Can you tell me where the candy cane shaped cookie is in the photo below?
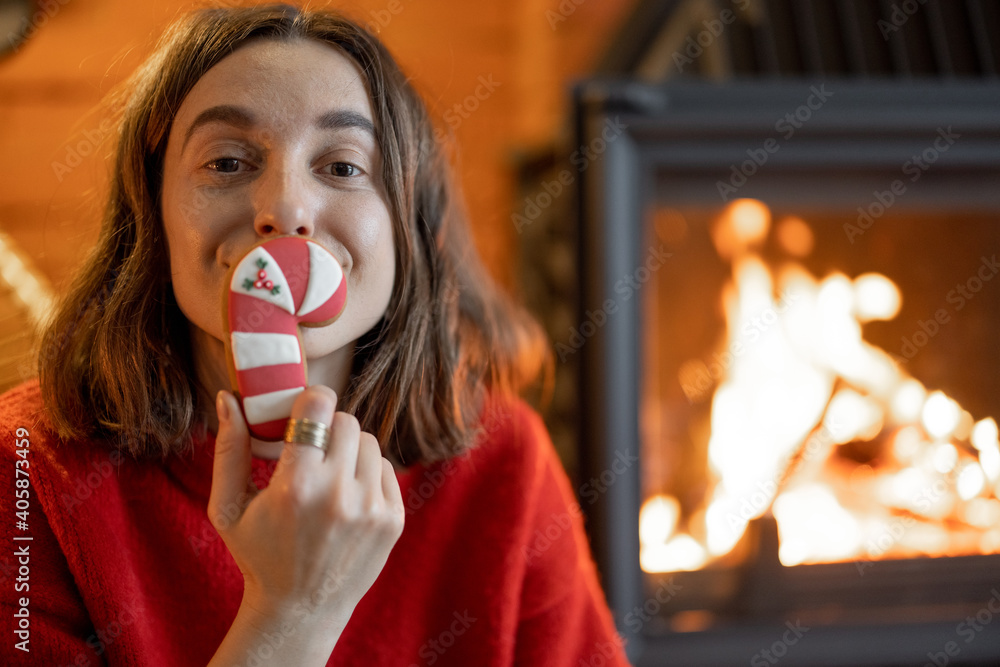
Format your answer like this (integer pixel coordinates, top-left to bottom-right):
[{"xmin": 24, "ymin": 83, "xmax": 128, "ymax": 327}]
[{"xmin": 223, "ymin": 236, "xmax": 347, "ymax": 441}]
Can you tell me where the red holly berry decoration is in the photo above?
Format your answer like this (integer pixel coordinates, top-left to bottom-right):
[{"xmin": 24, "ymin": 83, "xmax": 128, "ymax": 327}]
[{"xmin": 242, "ymin": 257, "xmax": 281, "ymax": 295}]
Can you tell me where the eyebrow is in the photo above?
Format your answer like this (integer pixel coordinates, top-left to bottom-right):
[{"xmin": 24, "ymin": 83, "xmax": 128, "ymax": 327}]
[
  {"xmin": 181, "ymin": 105, "xmax": 376, "ymax": 152},
  {"xmin": 316, "ymin": 109, "xmax": 376, "ymax": 138},
  {"xmin": 182, "ymin": 105, "xmax": 254, "ymax": 152}
]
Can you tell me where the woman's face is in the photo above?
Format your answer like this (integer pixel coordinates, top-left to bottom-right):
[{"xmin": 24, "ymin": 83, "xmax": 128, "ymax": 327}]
[{"xmin": 161, "ymin": 38, "xmax": 395, "ymax": 365}]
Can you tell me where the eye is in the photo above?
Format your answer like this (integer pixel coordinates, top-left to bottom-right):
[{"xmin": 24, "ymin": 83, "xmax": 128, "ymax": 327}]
[
  {"xmin": 329, "ymin": 162, "xmax": 361, "ymax": 178},
  {"xmin": 206, "ymin": 158, "xmax": 242, "ymax": 173}
]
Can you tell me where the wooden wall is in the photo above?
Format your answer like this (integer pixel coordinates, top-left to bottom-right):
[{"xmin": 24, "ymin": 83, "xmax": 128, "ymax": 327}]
[{"xmin": 0, "ymin": 0, "xmax": 635, "ymax": 391}]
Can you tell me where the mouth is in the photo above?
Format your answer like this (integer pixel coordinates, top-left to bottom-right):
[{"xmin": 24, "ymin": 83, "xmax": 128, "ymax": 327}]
[{"xmin": 223, "ymin": 236, "xmax": 347, "ymax": 271}]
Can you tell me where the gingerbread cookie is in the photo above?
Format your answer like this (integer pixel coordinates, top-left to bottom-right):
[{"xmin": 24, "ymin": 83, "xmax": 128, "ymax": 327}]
[{"xmin": 223, "ymin": 236, "xmax": 347, "ymax": 441}]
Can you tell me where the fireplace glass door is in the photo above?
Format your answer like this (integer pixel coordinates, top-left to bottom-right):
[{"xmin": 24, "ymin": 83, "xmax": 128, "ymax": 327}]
[{"xmin": 574, "ymin": 81, "xmax": 1000, "ymax": 665}]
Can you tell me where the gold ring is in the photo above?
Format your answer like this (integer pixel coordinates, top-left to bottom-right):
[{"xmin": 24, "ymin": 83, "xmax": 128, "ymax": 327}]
[{"xmin": 284, "ymin": 418, "xmax": 330, "ymax": 452}]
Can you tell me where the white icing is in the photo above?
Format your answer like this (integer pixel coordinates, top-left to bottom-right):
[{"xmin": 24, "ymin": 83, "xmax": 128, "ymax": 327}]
[
  {"xmin": 297, "ymin": 241, "xmax": 343, "ymax": 318},
  {"xmin": 230, "ymin": 246, "xmax": 295, "ymax": 315},
  {"xmin": 230, "ymin": 332, "xmax": 301, "ymax": 370},
  {"xmin": 243, "ymin": 386, "xmax": 304, "ymax": 425}
]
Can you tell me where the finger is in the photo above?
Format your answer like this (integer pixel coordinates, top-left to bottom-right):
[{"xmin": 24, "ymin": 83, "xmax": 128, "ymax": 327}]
[
  {"xmin": 381, "ymin": 458, "xmax": 405, "ymax": 521},
  {"xmin": 275, "ymin": 385, "xmax": 337, "ymax": 478},
  {"xmin": 208, "ymin": 391, "xmax": 253, "ymax": 531},
  {"xmin": 325, "ymin": 411, "xmax": 362, "ymax": 482},
  {"xmin": 355, "ymin": 432, "xmax": 383, "ymax": 488}
]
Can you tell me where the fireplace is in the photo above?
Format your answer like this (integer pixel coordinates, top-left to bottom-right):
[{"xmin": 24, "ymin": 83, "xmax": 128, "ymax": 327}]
[{"xmin": 570, "ymin": 81, "xmax": 1000, "ymax": 666}]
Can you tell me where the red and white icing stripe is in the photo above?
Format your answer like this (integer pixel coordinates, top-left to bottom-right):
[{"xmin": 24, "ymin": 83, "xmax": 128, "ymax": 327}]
[{"xmin": 226, "ymin": 237, "xmax": 347, "ymax": 441}]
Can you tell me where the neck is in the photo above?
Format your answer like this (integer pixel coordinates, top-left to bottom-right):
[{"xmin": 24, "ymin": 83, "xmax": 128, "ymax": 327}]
[{"xmin": 190, "ymin": 325, "xmax": 355, "ymax": 459}]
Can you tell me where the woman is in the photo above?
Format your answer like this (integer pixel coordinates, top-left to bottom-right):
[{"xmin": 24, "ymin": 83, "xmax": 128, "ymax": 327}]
[{"xmin": 0, "ymin": 5, "xmax": 631, "ymax": 666}]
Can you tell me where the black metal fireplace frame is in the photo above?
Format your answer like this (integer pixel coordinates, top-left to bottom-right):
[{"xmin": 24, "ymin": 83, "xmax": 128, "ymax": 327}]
[{"xmin": 572, "ymin": 80, "xmax": 1000, "ymax": 666}]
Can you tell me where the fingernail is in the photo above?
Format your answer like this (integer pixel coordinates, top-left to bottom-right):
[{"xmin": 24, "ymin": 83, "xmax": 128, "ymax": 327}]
[{"xmin": 216, "ymin": 391, "xmax": 229, "ymax": 423}]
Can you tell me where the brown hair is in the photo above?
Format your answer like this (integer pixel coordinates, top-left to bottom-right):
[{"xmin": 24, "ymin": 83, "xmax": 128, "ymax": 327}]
[{"xmin": 38, "ymin": 4, "xmax": 550, "ymax": 466}]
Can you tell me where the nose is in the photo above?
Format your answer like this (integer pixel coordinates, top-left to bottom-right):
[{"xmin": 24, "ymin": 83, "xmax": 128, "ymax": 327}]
[{"xmin": 252, "ymin": 166, "xmax": 314, "ymax": 238}]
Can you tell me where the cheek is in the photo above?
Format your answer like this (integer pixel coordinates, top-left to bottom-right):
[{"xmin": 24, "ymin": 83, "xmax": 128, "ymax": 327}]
[
  {"xmin": 163, "ymin": 188, "xmax": 244, "ymax": 275},
  {"xmin": 354, "ymin": 208, "xmax": 392, "ymax": 254},
  {"xmin": 161, "ymin": 207, "xmax": 227, "ymax": 334},
  {"xmin": 163, "ymin": 217, "xmax": 213, "ymax": 291},
  {"xmin": 345, "ymin": 199, "xmax": 396, "ymax": 285},
  {"xmin": 166, "ymin": 245, "xmax": 212, "ymax": 316},
  {"xmin": 370, "ymin": 219, "xmax": 397, "ymax": 303}
]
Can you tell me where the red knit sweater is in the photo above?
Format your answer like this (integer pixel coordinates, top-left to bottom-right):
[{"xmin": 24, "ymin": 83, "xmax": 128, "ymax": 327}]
[{"xmin": 0, "ymin": 381, "xmax": 631, "ymax": 666}]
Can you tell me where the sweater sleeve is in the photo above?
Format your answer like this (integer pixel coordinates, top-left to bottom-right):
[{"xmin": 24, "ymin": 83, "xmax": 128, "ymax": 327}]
[
  {"xmin": 511, "ymin": 407, "xmax": 632, "ymax": 666},
  {"xmin": 1, "ymin": 389, "xmax": 106, "ymax": 666}
]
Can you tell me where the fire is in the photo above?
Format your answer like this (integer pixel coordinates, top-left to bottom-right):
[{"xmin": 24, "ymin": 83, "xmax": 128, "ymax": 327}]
[{"xmin": 640, "ymin": 199, "xmax": 1000, "ymax": 572}]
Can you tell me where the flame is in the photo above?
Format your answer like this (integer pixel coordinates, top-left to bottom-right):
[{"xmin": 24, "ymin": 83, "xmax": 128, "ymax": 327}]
[
  {"xmin": 853, "ymin": 273, "xmax": 902, "ymax": 322},
  {"xmin": 773, "ymin": 484, "xmax": 862, "ymax": 566},
  {"xmin": 640, "ymin": 199, "xmax": 1000, "ymax": 572},
  {"xmin": 639, "ymin": 494, "xmax": 680, "ymax": 546},
  {"xmin": 922, "ymin": 392, "xmax": 961, "ymax": 440},
  {"xmin": 891, "ymin": 380, "xmax": 926, "ymax": 423},
  {"xmin": 775, "ymin": 216, "xmax": 815, "ymax": 257}
]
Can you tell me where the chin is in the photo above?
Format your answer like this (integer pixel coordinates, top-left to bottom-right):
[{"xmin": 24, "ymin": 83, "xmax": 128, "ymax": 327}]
[{"xmin": 299, "ymin": 327, "xmax": 351, "ymax": 360}]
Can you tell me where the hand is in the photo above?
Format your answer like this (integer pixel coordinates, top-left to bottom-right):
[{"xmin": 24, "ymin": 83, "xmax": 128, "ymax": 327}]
[{"xmin": 208, "ymin": 386, "xmax": 405, "ymax": 636}]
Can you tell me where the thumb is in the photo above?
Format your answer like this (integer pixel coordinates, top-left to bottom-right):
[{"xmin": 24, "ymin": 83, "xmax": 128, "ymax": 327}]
[{"xmin": 208, "ymin": 390, "xmax": 254, "ymax": 532}]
